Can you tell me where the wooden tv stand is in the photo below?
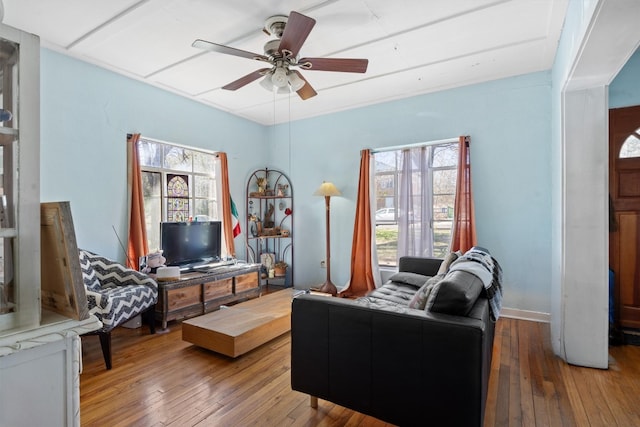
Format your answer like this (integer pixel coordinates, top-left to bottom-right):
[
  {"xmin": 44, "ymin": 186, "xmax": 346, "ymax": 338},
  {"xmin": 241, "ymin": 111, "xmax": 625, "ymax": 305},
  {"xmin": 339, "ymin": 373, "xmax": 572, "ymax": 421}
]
[{"xmin": 154, "ymin": 263, "xmax": 261, "ymax": 329}]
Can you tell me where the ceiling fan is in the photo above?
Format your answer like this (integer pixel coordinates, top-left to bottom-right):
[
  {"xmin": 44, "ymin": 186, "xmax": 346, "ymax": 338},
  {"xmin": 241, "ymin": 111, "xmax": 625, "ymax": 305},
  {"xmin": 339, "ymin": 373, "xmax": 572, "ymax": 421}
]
[{"xmin": 192, "ymin": 11, "xmax": 369, "ymax": 100}]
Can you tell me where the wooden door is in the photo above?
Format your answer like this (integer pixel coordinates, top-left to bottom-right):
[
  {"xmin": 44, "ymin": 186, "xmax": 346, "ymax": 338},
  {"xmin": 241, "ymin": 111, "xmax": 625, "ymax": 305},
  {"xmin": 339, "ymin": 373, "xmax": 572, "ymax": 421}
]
[{"xmin": 610, "ymin": 105, "xmax": 640, "ymax": 329}]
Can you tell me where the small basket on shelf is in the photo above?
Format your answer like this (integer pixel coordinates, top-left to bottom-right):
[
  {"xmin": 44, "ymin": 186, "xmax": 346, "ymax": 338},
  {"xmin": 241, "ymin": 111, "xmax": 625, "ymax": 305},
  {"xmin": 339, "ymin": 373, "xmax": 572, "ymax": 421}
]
[{"xmin": 274, "ymin": 261, "xmax": 288, "ymax": 277}]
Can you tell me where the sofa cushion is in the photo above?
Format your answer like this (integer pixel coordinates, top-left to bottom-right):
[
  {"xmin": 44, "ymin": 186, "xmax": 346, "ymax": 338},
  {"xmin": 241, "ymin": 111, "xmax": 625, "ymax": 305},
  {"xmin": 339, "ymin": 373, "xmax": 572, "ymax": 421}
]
[
  {"xmin": 408, "ymin": 273, "xmax": 444, "ymax": 309},
  {"xmin": 364, "ymin": 281, "xmax": 419, "ymax": 307},
  {"xmin": 387, "ymin": 271, "xmax": 431, "ymax": 288},
  {"xmin": 425, "ymin": 270, "xmax": 483, "ymax": 316}
]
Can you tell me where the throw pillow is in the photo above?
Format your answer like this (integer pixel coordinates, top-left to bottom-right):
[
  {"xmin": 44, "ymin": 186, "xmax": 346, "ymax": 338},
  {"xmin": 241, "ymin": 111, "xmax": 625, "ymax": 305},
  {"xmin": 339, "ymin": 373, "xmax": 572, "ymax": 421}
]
[
  {"xmin": 425, "ymin": 270, "xmax": 483, "ymax": 316},
  {"xmin": 79, "ymin": 249, "xmax": 102, "ymax": 292},
  {"xmin": 436, "ymin": 250, "xmax": 462, "ymax": 276},
  {"xmin": 408, "ymin": 273, "xmax": 444, "ymax": 309}
]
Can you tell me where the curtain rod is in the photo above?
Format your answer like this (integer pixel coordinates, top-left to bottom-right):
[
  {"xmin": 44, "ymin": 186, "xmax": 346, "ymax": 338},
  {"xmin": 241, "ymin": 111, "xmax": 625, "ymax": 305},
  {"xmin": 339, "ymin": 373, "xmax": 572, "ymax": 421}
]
[{"xmin": 370, "ymin": 137, "xmax": 459, "ymax": 154}]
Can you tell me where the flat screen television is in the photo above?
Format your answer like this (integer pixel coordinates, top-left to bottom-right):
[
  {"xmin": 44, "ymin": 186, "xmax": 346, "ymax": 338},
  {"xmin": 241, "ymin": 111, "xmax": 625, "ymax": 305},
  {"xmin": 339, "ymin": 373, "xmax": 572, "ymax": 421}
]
[{"xmin": 160, "ymin": 221, "xmax": 222, "ymax": 268}]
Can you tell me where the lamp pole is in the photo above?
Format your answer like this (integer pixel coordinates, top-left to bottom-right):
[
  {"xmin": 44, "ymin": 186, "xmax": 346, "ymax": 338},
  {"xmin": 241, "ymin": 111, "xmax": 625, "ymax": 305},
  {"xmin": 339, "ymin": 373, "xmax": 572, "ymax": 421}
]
[
  {"xmin": 318, "ymin": 194, "xmax": 337, "ymax": 295},
  {"xmin": 314, "ymin": 181, "xmax": 341, "ymax": 296}
]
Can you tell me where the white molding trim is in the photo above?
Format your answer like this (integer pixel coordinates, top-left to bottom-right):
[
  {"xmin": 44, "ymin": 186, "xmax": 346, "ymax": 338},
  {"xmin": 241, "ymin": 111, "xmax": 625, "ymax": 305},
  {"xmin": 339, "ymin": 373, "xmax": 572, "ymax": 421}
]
[{"xmin": 500, "ymin": 307, "xmax": 550, "ymax": 323}]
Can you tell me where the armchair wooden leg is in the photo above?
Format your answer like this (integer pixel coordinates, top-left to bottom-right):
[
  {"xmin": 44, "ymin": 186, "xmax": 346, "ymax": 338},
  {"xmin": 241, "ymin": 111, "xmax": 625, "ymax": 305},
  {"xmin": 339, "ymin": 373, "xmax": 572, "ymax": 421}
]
[
  {"xmin": 310, "ymin": 396, "xmax": 318, "ymax": 408},
  {"xmin": 98, "ymin": 332, "xmax": 112, "ymax": 370},
  {"xmin": 143, "ymin": 307, "xmax": 156, "ymax": 334}
]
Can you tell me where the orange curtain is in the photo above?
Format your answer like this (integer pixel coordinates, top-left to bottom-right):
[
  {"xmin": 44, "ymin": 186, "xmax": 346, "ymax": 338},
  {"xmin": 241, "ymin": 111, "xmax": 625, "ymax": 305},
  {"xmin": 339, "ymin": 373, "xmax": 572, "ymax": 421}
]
[
  {"xmin": 450, "ymin": 135, "xmax": 477, "ymax": 252},
  {"xmin": 218, "ymin": 152, "xmax": 236, "ymax": 257},
  {"xmin": 126, "ymin": 133, "xmax": 149, "ymax": 269},
  {"xmin": 341, "ymin": 149, "xmax": 377, "ymax": 297}
]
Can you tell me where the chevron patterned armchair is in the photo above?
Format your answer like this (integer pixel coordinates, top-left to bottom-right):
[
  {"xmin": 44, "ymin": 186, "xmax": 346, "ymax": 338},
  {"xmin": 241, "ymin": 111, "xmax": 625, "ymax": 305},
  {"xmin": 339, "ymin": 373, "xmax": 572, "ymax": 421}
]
[{"xmin": 79, "ymin": 249, "xmax": 158, "ymax": 370}]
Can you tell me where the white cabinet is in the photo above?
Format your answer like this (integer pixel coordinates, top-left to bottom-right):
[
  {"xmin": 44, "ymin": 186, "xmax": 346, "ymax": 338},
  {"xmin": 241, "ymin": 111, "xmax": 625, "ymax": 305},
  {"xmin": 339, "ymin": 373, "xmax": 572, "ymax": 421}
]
[
  {"xmin": 0, "ymin": 23, "xmax": 40, "ymax": 333},
  {"xmin": 0, "ymin": 23, "xmax": 101, "ymax": 427}
]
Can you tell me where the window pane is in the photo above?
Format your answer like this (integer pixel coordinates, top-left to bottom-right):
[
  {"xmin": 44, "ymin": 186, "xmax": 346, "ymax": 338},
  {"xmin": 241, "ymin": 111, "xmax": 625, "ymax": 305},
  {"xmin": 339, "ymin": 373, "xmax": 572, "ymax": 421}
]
[
  {"xmin": 194, "ymin": 175, "xmax": 215, "ymax": 199},
  {"xmin": 375, "ymin": 173, "xmax": 395, "ymax": 212},
  {"xmin": 432, "ymin": 143, "xmax": 458, "ymax": 167},
  {"xmin": 193, "ymin": 151, "xmax": 215, "ymax": 174},
  {"xmin": 620, "ymin": 132, "xmax": 640, "ymax": 158},
  {"xmin": 433, "ymin": 194, "xmax": 455, "ymax": 221},
  {"xmin": 138, "ymin": 140, "xmax": 162, "ymax": 167},
  {"xmin": 167, "ymin": 198, "xmax": 189, "ymax": 222},
  {"xmin": 167, "ymin": 174, "xmax": 189, "ymax": 197},
  {"xmin": 433, "ymin": 220, "xmax": 453, "ymax": 258},
  {"xmin": 142, "ymin": 171, "xmax": 161, "ymax": 198},
  {"xmin": 142, "ymin": 171, "xmax": 162, "ymax": 251},
  {"xmin": 144, "ymin": 196, "xmax": 161, "ymax": 251},
  {"xmin": 164, "ymin": 146, "xmax": 193, "ymax": 171},
  {"xmin": 374, "ymin": 151, "xmax": 397, "ymax": 172},
  {"xmin": 194, "ymin": 199, "xmax": 216, "ymax": 219},
  {"xmin": 375, "ymin": 224, "xmax": 398, "ymax": 266},
  {"xmin": 433, "ymin": 169, "xmax": 457, "ymax": 195}
]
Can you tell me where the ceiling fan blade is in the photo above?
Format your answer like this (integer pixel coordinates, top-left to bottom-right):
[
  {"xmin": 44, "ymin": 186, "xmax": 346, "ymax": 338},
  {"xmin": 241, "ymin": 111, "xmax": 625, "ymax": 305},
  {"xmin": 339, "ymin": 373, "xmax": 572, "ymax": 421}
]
[
  {"xmin": 299, "ymin": 57, "xmax": 368, "ymax": 73},
  {"xmin": 293, "ymin": 71, "xmax": 317, "ymax": 100},
  {"xmin": 222, "ymin": 68, "xmax": 270, "ymax": 91},
  {"xmin": 192, "ymin": 39, "xmax": 269, "ymax": 62},
  {"xmin": 278, "ymin": 11, "xmax": 316, "ymax": 58}
]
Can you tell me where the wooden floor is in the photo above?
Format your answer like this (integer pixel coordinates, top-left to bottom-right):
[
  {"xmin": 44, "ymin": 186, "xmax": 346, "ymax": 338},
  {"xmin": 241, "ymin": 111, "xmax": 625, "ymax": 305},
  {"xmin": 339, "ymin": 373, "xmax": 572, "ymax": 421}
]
[{"xmin": 80, "ymin": 314, "xmax": 640, "ymax": 426}]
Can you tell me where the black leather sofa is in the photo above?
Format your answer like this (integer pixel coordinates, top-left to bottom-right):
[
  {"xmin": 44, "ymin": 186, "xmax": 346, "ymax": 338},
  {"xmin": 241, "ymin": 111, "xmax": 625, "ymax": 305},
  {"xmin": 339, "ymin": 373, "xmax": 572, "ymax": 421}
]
[{"xmin": 291, "ymin": 255, "xmax": 496, "ymax": 427}]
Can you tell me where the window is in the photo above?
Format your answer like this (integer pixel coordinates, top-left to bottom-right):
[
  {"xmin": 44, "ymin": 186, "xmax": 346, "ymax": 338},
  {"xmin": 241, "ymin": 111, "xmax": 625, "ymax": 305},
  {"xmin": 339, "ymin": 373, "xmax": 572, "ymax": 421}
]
[
  {"xmin": 138, "ymin": 138, "xmax": 218, "ymax": 251},
  {"xmin": 374, "ymin": 142, "xmax": 458, "ymax": 266},
  {"xmin": 619, "ymin": 129, "xmax": 640, "ymax": 158}
]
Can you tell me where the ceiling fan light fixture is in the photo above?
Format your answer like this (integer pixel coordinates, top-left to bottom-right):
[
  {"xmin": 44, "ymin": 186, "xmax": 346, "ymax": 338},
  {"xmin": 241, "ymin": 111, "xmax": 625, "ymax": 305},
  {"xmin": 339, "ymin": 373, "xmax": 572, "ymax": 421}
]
[
  {"xmin": 271, "ymin": 67, "xmax": 288, "ymax": 88},
  {"xmin": 287, "ymin": 71, "xmax": 305, "ymax": 91},
  {"xmin": 259, "ymin": 74, "xmax": 274, "ymax": 91}
]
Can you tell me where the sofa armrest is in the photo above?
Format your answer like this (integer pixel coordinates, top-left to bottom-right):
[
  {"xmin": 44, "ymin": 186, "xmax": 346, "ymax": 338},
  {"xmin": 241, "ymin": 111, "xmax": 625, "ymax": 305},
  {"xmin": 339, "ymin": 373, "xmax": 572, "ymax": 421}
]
[
  {"xmin": 291, "ymin": 294, "xmax": 493, "ymax": 427},
  {"xmin": 398, "ymin": 256, "xmax": 443, "ymax": 276}
]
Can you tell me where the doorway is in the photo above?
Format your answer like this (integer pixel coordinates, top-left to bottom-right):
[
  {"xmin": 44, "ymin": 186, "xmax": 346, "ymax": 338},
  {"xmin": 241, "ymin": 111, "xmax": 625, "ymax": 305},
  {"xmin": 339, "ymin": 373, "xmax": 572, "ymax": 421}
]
[{"xmin": 609, "ymin": 105, "xmax": 640, "ymax": 334}]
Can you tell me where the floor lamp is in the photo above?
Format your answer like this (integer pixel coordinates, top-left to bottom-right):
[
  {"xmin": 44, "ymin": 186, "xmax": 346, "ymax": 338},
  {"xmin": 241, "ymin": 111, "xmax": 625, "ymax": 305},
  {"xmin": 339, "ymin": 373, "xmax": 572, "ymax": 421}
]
[{"xmin": 314, "ymin": 181, "xmax": 341, "ymax": 296}]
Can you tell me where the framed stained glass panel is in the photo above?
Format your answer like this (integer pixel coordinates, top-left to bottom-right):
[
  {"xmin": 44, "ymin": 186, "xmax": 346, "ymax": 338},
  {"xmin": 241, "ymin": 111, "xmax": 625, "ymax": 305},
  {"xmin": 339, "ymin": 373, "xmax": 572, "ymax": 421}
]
[{"xmin": 167, "ymin": 174, "xmax": 189, "ymax": 221}]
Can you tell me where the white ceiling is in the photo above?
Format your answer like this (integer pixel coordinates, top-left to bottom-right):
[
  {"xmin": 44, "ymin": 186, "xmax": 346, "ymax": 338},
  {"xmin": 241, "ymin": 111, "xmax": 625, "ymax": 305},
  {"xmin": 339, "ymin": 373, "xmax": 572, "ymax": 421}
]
[{"xmin": 2, "ymin": 0, "xmax": 568, "ymax": 125}]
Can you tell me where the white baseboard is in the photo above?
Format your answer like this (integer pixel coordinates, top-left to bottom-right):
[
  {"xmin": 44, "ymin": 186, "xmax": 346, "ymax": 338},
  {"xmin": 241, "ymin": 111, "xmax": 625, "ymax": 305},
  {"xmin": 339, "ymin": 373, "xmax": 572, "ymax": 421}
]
[{"xmin": 500, "ymin": 307, "xmax": 550, "ymax": 323}]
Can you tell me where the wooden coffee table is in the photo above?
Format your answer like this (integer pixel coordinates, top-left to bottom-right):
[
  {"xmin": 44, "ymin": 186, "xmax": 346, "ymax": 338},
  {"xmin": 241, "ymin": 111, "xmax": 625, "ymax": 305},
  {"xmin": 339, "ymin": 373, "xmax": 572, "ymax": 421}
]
[{"xmin": 181, "ymin": 288, "xmax": 295, "ymax": 357}]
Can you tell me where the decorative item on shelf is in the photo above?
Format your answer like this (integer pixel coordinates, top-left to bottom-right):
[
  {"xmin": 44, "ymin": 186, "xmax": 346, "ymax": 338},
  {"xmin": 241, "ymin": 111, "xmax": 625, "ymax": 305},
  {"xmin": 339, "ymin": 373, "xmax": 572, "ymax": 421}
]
[
  {"xmin": 274, "ymin": 261, "xmax": 288, "ymax": 277},
  {"xmin": 261, "ymin": 227, "xmax": 279, "ymax": 236},
  {"xmin": 260, "ymin": 252, "xmax": 276, "ymax": 279},
  {"xmin": 281, "ymin": 229, "xmax": 290, "ymax": 237},
  {"xmin": 314, "ymin": 181, "xmax": 341, "ymax": 296},
  {"xmin": 277, "ymin": 183, "xmax": 289, "ymax": 197},
  {"xmin": 263, "ymin": 203, "xmax": 275, "ymax": 228},
  {"xmin": 256, "ymin": 177, "xmax": 267, "ymax": 194},
  {"xmin": 278, "ymin": 207, "xmax": 292, "ymax": 230}
]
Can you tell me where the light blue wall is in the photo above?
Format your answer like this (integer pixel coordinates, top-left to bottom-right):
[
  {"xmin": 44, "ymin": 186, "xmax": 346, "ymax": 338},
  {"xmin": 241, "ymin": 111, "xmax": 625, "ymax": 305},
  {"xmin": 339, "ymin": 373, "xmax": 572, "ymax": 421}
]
[
  {"xmin": 610, "ymin": 47, "xmax": 640, "ymax": 108},
  {"xmin": 40, "ymin": 49, "xmax": 554, "ymax": 313},
  {"xmin": 40, "ymin": 48, "xmax": 266, "ymax": 260},
  {"xmin": 272, "ymin": 72, "xmax": 553, "ymax": 313}
]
